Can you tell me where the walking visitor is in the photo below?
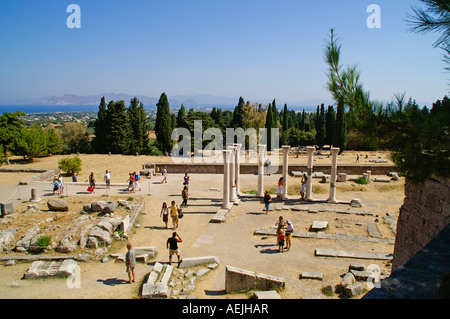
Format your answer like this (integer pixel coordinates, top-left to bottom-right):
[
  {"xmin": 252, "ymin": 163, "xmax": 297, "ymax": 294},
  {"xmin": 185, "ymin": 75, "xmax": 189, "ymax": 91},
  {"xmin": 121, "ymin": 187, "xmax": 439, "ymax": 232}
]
[
  {"xmin": 104, "ymin": 170, "xmax": 111, "ymax": 189},
  {"xmin": 160, "ymin": 202, "xmax": 169, "ymax": 229},
  {"xmin": 88, "ymin": 172, "xmax": 96, "ymax": 193},
  {"xmin": 181, "ymin": 186, "xmax": 189, "ymax": 208},
  {"xmin": 170, "ymin": 201, "xmax": 179, "ymax": 230},
  {"xmin": 263, "ymin": 190, "xmax": 271, "ymax": 215},
  {"xmin": 161, "ymin": 166, "xmax": 168, "ymax": 183}
]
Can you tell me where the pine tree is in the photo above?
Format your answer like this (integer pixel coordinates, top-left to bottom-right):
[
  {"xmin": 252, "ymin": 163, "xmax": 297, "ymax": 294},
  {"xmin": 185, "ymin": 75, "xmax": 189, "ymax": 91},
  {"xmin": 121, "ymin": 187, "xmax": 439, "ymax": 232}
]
[
  {"xmin": 265, "ymin": 103, "xmax": 274, "ymax": 151},
  {"xmin": 107, "ymin": 100, "xmax": 131, "ymax": 154},
  {"xmin": 334, "ymin": 97, "xmax": 347, "ymax": 152},
  {"xmin": 92, "ymin": 97, "xmax": 109, "ymax": 154},
  {"xmin": 154, "ymin": 93, "xmax": 173, "ymax": 152}
]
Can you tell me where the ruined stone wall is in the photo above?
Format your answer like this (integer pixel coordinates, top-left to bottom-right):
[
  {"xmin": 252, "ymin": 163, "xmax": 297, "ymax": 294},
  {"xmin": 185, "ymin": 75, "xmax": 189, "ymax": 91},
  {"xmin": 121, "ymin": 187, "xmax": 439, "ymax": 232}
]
[
  {"xmin": 148, "ymin": 162, "xmax": 397, "ymax": 176},
  {"xmin": 392, "ymin": 175, "xmax": 450, "ymax": 271}
]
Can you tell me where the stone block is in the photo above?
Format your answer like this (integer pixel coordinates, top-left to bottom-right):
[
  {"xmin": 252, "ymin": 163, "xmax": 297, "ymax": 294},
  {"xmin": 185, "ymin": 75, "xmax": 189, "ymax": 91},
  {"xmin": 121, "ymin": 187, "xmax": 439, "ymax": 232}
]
[
  {"xmin": 160, "ymin": 265, "xmax": 173, "ymax": 285},
  {"xmin": 47, "ymin": 199, "xmax": 69, "ymax": 212},
  {"xmin": 341, "ymin": 272, "xmax": 356, "ymax": 288},
  {"xmin": 225, "ymin": 265, "xmax": 256, "ymax": 293},
  {"xmin": 142, "ymin": 282, "xmax": 169, "ymax": 299},
  {"xmin": 57, "ymin": 259, "xmax": 78, "ymax": 277},
  {"xmin": 300, "ymin": 272, "xmax": 323, "ymax": 280},
  {"xmin": 345, "ymin": 283, "xmax": 364, "ymax": 297},
  {"xmin": 349, "ymin": 263, "xmax": 365, "ymax": 271},
  {"xmin": 311, "ymin": 221, "xmax": 328, "ymax": 231},
  {"xmin": 196, "ymin": 268, "xmax": 210, "ymax": 277},
  {"xmin": 0, "ymin": 202, "xmax": 14, "ymax": 217},
  {"xmin": 350, "ymin": 269, "xmax": 373, "ymax": 281},
  {"xmin": 179, "ymin": 256, "xmax": 219, "ymax": 268},
  {"xmin": 253, "ymin": 291, "xmax": 281, "ymax": 299},
  {"xmin": 255, "ymin": 273, "xmax": 285, "ymax": 291}
]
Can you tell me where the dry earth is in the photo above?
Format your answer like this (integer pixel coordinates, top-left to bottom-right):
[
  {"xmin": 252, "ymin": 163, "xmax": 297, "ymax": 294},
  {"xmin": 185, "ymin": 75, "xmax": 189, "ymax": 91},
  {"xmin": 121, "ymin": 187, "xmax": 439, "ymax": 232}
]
[{"xmin": 0, "ymin": 152, "xmax": 403, "ymax": 299}]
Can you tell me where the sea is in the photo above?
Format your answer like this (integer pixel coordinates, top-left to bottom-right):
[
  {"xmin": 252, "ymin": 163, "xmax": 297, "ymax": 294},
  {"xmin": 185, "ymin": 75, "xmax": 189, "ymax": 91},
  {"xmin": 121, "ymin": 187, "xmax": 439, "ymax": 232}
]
[{"xmin": 0, "ymin": 105, "xmax": 99, "ymax": 114}]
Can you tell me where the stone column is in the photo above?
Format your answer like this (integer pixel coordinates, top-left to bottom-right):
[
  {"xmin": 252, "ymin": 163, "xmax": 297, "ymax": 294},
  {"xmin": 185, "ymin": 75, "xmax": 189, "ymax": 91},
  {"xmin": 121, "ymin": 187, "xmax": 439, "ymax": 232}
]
[
  {"xmin": 282, "ymin": 145, "xmax": 291, "ymax": 200},
  {"xmin": 222, "ymin": 149, "xmax": 232, "ymax": 210},
  {"xmin": 234, "ymin": 143, "xmax": 242, "ymax": 196},
  {"xmin": 305, "ymin": 146, "xmax": 315, "ymax": 201},
  {"xmin": 256, "ymin": 144, "xmax": 266, "ymax": 197},
  {"xmin": 327, "ymin": 147, "xmax": 340, "ymax": 204},
  {"xmin": 229, "ymin": 145, "xmax": 238, "ymax": 203}
]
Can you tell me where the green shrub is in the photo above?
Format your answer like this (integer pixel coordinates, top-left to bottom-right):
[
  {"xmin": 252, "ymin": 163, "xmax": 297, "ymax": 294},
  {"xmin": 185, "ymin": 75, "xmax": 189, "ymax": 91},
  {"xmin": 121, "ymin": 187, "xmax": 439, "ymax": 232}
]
[
  {"xmin": 58, "ymin": 156, "xmax": 82, "ymax": 176},
  {"xmin": 36, "ymin": 235, "xmax": 52, "ymax": 248},
  {"xmin": 354, "ymin": 176, "xmax": 370, "ymax": 185}
]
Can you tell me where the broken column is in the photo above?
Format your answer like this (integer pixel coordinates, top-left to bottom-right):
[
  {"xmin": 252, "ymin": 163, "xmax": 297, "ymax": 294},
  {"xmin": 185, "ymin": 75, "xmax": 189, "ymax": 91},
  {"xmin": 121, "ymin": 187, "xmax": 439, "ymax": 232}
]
[
  {"xmin": 305, "ymin": 146, "xmax": 315, "ymax": 201},
  {"xmin": 282, "ymin": 145, "xmax": 291, "ymax": 200},
  {"xmin": 234, "ymin": 143, "xmax": 242, "ymax": 196},
  {"xmin": 257, "ymin": 144, "xmax": 266, "ymax": 198},
  {"xmin": 327, "ymin": 147, "xmax": 340, "ymax": 204},
  {"xmin": 222, "ymin": 149, "xmax": 232, "ymax": 210},
  {"xmin": 30, "ymin": 188, "xmax": 41, "ymax": 202},
  {"xmin": 229, "ymin": 145, "xmax": 238, "ymax": 203}
]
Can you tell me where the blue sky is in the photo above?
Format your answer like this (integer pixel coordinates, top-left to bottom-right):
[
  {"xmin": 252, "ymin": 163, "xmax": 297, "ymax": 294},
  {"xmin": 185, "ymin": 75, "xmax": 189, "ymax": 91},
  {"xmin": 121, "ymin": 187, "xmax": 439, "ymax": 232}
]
[{"xmin": 0, "ymin": 0, "xmax": 448, "ymax": 106}]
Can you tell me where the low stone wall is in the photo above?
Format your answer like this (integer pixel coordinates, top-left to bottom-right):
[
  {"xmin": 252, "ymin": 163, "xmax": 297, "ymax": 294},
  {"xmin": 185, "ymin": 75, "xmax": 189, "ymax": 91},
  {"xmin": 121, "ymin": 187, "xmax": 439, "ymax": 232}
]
[
  {"xmin": 0, "ymin": 168, "xmax": 60, "ymax": 185},
  {"xmin": 148, "ymin": 162, "xmax": 397, "ymax": 176},
  {"xmin": 392, "ymin": 175, "xmax": 450, "ymax": 271},
  {"xmin": 225, "ymin": 265, "xmax": 285, "ymax": 293}
]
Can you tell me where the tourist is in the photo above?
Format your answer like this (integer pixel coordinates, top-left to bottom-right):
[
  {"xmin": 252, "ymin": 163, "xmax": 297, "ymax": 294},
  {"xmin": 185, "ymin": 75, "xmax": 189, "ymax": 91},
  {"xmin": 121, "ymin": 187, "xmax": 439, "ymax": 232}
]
[
  {"xmin": 276, "ymin": 177, "xmax": 284, "ymax": 200},
  {"xmin": 170, "ymin": 200, "xmax": 179, "ymax": 230},
  {"xmin": 181, "ymin": 186, "xmax": 189, "ymax": 208},
  {"xmin": 160, "ymin": 202, "xmax": 169, "ymax": 229},
  {"xmin": 275, "ymin": 216, "xmax": 286, "ymax": 234},
  {"xmin": 72, "ymin": 173, "xmax": 77, "ymax": 183},
  {"xmin": 284, "ymin": 220, "xmax": 293, "ymax": 251},
  {"xmin": 134, "ymin": 171, "xmax": 142, "ymax": 191},
  {"xmin": 277, "ymin": 229, "xmax": 285, "ymax": 253},
  {"xmin": 356, "ymin": 154, "xmax": 360, "ymax": 163},
  {"xmin": 263, "ymin": 190, "xmax": 271, "ymax": 215},
  {"xmin": 52, "ymin": 176, "xmax": 60, "ymax": 196},
  {"xmin": 166, "ymin": 232, "xmax": 183, "ymax": 265},
  {"xmin": 264, "ymin": 159, "xmax": 271, "ymax": 176},
  {"xmin": 125, "ymin": 242, "xmax": 136, "ymax": 283},
  {"xmin": 161, "ymin": 166, "xmax": 168, "ymax": 183},
  {"xmin": 300, "ymin": 174, "xmax": 307, "ymax": 200},
  {"xmin": 275, "ymin": 216, "xmax": 286, "ymax": 245},
  {"xmin": 104, "ymin": 170, "xmax": 111, "ymax": 189},
  {"xmin": 128, "ymin": 173, "xmax": 135, "ymax": 193},
  {"xmin": 58, "ymin": 174, "xmax": 64, "ymax": 194},
  {"xmin": 89, "ymin": 172, "xmax": 96, "ymax": 193},
  {"xmin": 183, "ymin": 173, "xmax": 190, "ymax": 186}
]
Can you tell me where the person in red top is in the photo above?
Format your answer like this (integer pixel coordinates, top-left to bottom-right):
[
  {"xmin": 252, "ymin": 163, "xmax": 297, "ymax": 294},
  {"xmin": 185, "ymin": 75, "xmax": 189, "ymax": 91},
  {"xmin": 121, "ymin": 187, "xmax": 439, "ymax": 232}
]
[
  {"xmin": 128, "ymin": 173, "xmax": 135, "ymax": 193},
  {"xmin": 277, "ymin": 229, "xmax": 285, "ymax": 253}
]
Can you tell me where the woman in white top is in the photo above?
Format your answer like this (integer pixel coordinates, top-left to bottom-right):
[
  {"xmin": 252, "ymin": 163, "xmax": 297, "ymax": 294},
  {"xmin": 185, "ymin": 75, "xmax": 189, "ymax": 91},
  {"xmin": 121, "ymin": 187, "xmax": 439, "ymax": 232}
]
[
  {"xmin": 160, "ymin": 202, "xmax": 169, "ymax": 228},
  {"xmin": 285, "ymin": 220, "xmax": 294, "ymax": 251}
]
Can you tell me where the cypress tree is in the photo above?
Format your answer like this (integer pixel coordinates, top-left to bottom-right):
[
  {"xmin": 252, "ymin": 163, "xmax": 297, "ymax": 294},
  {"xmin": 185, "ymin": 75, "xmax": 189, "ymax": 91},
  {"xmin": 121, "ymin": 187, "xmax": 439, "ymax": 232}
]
[
  {"xmin": 127, "ymin": 97, "xmax": 149, "ymax": 155},
  {"xmin": 266, "ymin": 103, "xmax": 273, "ymax": 151},
  {"xmin": 92, "ymin": 97, "xmax": 109, "ymax": 154},
  {"xmin": 232, "ymin": 97, "xmax": 245, "ymax": 128},
  {"xmin": 316, "ymin": 104, "xmax": 326, "ymax": 148},
  {"xmin": 334, "ymin": 97, "xmax": 347, "ymax": 152},
  {"xmin": 325, "ymin": 105, "xmax": 336, "ymax": 146},
  {"xmin": 107, "ymin": 100, "xmax": 131, "ymax": 154},
  {"xmin": 155, "ymin": 93, "xmax": 173, "ymax": 153},
  {"xmin": 282, "ymin": 103, "xmax": 288, "ymax": 131},
  {"xmin": 177, "ymin": 104, "xmax": 188, "ymax": 129}
]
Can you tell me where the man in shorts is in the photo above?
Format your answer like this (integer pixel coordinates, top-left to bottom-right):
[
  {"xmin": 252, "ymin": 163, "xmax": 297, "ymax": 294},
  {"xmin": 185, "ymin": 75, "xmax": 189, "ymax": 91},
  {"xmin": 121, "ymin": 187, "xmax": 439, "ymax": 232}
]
[
  {"xmin": 166, "ymin": 232, "xmax": 183, "ymax": 265},
  {"xmin": 125, "ymin": 242, "xmax": 136, "ymax": 283}
]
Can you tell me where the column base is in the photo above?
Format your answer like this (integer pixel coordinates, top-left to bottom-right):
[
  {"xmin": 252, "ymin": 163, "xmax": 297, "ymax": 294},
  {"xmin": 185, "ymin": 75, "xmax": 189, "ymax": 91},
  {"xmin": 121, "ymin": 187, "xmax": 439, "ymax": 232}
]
[
  {"xmin": 256, "ymin": 193, "xmax": 264, "ymax": 198},
  {"xmin": 282, "ymin": 195, "xmax": 289, "ymax": 200},
  {"xmin": 221, "ymin": 203, "xmax": 232, "ymax": 210},
  {"xmin": 327, "ymin": 198, "xmax": 339, "ymax": 204}
]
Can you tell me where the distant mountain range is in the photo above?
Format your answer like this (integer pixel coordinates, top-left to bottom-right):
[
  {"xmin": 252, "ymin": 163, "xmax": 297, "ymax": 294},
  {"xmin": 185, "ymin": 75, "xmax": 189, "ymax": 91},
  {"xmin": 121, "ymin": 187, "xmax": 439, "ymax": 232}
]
[{"xmin": 2, "ymin": 93, "xmax": 334, "ymax": 111}]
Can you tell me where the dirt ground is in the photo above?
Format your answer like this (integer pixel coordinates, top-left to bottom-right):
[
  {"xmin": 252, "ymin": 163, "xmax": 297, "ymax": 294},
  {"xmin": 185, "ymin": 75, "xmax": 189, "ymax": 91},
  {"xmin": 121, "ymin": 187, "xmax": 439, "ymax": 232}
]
[{"xmin": 0, "ymin": 152, "xmax": 404, "ymax": 299}]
